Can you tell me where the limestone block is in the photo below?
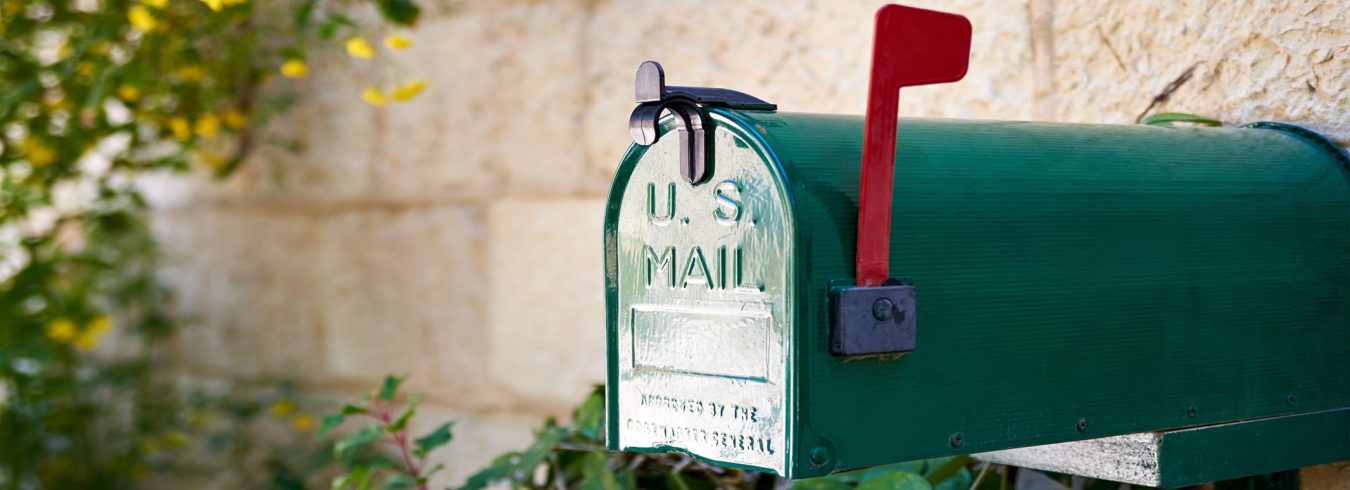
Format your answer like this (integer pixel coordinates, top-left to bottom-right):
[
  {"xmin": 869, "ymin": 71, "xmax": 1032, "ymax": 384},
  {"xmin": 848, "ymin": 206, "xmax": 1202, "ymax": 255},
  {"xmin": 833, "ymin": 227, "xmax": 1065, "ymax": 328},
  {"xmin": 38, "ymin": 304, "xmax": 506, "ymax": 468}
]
[
  {"xmin": 376, "ymin": 0, "xmax": 593, "ymax": 194},
  {"xmin": 1052, "ymin": 0, "xmax": 1350, "ymax": 143},
  {"xmin": 154, "ymin": 208, "xmax": 326, "ymax": 378},
  {"xmin": 487, "ymin": 198, "xmax": 606, "ymax": 410},
  {"xmin": 317, "ymin": 206, "xmax": 491, "ymax": 393},
  {"xmin": 583, "ymin": 0, "xmax": 1035, "ymax": 174}
]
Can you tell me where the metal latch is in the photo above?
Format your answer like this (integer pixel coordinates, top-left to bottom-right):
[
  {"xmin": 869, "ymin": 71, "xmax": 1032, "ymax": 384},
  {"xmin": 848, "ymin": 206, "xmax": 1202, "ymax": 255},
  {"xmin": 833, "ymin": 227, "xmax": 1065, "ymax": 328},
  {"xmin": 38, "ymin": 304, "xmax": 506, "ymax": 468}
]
[
  {"xmin": 628, "ymin": 61, "xmax": 776, "ymax": 185},
  {"xmin": 829, "ymin": 5, "xmax": 972, "ymax": 356}
]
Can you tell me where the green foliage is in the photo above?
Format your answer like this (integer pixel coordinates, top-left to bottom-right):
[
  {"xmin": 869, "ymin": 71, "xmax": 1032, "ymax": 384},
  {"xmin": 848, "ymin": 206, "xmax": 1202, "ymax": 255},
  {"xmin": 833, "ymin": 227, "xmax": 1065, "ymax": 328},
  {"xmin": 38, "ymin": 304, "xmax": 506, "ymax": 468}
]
[
  {"xmin": 458, "ymin": 385, "xmax": 978, "ymax": 490},
  {"xmin": 1139, "ymin": 112, "xmax": 1223, "ymax": 127},
  {"xmin": 0, "ymin": 0, "xmax": 421, "ymax": 487},
  {"xmin": 321, "ymin": 376, "xmax": 451, "ymax": 490}
]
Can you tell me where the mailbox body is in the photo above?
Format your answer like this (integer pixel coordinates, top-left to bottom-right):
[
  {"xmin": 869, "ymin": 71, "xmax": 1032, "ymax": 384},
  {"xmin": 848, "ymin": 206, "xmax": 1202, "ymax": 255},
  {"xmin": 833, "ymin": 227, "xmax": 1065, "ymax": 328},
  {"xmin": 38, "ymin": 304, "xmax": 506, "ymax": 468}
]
[{"xmin": 604, "ymin": 109, "xmax": 1350, "ymax": 479}]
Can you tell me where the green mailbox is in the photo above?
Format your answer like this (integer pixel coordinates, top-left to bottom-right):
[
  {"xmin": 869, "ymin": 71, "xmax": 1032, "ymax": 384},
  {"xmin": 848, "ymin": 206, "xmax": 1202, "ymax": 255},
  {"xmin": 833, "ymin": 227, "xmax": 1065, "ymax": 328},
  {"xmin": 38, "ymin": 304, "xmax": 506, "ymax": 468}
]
[{"xmin": 604, "ymin": 5, "xmax": 1350, "ymax": 483}]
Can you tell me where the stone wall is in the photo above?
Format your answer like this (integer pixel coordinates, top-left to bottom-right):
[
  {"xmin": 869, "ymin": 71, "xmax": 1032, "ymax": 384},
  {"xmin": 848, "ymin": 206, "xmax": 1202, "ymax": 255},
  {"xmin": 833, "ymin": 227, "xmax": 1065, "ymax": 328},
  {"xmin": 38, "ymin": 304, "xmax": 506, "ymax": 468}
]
[{"xmin": 147, "ymin": 0, "xmax": 1350, "ymax": 487}]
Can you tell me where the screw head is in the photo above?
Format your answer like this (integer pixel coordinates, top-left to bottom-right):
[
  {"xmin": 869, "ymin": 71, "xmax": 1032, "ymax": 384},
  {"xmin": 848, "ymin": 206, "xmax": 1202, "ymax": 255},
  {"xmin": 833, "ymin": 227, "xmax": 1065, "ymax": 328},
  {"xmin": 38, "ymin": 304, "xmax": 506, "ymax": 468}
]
[
  {"xmin": 809, "ymin": 445, "xmax": 831, "ymax": 467},
  {"xmin": 1187, "ymin": 405, "xmax": 1198, "ymax": 418},
  {"xmin": 1076, "ymin": 418, "xmax": 1088, "ymax": 432},
  {"xmin": 872, "ymin": 298, "xmax": 895, "ymax": 321},
  {"xmin": 1287, "ymin": 395, "xmax": 1296, "ymax": 406},
  {"xmin": 949, "ymin": 432, "xmax": 964, "ymax": 448}
]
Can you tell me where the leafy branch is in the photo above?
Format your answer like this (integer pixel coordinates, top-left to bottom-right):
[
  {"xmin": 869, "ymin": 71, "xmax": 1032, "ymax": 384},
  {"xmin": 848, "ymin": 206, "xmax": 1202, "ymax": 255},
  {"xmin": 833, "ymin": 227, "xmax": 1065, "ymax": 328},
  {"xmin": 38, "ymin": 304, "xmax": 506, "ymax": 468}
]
[{"xmin": 319, "ymin": 376, "xmax": 454, "ymax": 490}]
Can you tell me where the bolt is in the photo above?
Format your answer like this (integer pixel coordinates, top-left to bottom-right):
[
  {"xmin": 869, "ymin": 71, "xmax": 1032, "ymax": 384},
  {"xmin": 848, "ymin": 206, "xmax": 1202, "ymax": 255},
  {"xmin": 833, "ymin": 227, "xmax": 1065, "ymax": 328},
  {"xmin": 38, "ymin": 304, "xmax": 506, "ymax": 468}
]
[
  {"xmin": 1287, "ymin": 395, "xmax": 1296, "ymax": 406},
  {"xmin": 949, "ymin": 432, "xmax": 964, "ymax": 448},
  {"xmin": 1187, "ymin": 405, "xmax": 1197, "ymax": 418},
  {"xmin": 809, "ymin": 446, "xmax": 830, "ymax": 467},
  {"xmin": 1076, "ymin": 418, "xmax": 1088, "ymax": 432},
  {"xmin": 872, "ymin": 298, "xmax": 895, "ymax": 321}
]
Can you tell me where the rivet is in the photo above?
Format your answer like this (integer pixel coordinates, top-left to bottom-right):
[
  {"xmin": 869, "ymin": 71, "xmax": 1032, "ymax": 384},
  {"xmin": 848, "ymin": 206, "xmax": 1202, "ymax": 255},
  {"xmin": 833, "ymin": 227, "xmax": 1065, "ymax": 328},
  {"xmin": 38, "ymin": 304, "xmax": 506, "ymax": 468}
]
[
  {"xmin": 1187, "ymin": 405, "xmax": 1197, "ymax": 418},
  {"xmin": 949, "ymin": 432, "xmax": 964, "ymax": 448},
  {"xmin": 809, "ymin": 445, "xmax": 830, "ymax": 467},
  {"xmin": 1076, "ymin": 418, "xmax": 1088, "ymax": 432},
  {"xmin": 1286, "ymin": 395, "xmax": 1296, "ymax": 406},
  {"xmin": 872, "ymin": 298, "xmax": 895, "ymax": 321}
]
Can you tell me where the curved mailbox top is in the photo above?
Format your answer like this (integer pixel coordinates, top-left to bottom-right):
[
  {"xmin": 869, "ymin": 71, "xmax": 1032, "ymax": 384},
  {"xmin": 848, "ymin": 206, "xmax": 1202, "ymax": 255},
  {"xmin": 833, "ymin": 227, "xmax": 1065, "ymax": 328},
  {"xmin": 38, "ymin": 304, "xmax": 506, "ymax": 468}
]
[{"xmin": 605, "ymin": 109, "xmax": 1350, "ymax": 478}]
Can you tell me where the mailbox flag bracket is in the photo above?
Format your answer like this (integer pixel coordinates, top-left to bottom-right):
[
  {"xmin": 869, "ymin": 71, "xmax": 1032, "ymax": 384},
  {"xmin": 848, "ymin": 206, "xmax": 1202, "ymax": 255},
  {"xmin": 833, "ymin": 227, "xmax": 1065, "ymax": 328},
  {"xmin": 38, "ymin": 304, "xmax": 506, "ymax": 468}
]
[
  {"xmin": 629, "ymin": 61, "xmax": 777, "ymax": 185},
  {"xmin": 831, "ymin": 4, "xmax": 971, "ymax": 356}
]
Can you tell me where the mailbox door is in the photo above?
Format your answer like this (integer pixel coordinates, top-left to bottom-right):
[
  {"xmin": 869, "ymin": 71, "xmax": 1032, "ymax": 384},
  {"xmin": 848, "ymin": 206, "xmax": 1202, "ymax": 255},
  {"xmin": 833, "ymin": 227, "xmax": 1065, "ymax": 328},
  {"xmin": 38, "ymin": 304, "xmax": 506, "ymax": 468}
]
[{"xmin": 605, "ymin": 113, "xmax": 795, "ymax": 474}]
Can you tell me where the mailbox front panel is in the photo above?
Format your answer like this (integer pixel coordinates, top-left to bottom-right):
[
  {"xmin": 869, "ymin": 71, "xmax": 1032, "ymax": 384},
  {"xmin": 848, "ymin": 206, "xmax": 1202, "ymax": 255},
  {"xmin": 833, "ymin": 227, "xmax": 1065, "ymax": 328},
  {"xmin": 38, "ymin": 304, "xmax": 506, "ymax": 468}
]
[{"xmin": 606, "ymin": 115, "xmax": 794, "ymax": 474}]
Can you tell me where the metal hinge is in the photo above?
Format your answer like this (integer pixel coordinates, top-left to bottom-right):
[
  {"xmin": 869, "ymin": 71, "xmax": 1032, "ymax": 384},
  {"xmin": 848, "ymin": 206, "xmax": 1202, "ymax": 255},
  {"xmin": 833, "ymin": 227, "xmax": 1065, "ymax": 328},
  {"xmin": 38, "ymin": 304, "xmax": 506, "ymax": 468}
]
[{"xmin": 627, "ymin": 61, "xmax": 775, "ymax": 185}]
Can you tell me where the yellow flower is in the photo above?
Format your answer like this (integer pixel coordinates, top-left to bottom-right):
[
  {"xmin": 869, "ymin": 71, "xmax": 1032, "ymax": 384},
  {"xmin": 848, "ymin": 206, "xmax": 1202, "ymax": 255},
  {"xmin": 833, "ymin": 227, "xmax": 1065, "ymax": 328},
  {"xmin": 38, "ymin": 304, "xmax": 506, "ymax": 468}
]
[
  {"xmin": 289, "ymin": 413, "xmax": 315, "ymax": 431},
  {"xmin": 222, "ymin": 109, "xmax": 247, "ymax": 129},
  {"xmin": 164, "ymin": 431, "xmax": 189, "ymax": 448},
  {"xmin": 384, "ymin": 33, "xmax": 413, "ymax": 51},
  {"xmin": 200, "ymin": 0, "xmax": 223, "ymax": 11},
  {"xmin": 193, "ymin": 150, "xmax": 228, "ymax": 169},
  {"xmin": 74, "ymin": 316, "xmax": 112, "ymax": 352},
  {"xmin": 194, "ymin": 113, "xmax": 220, "ymax": 139},
  {"xmin": 169, "ymin": 116, "xmax": 191, "ymax": 141},
  {"xmin": 360, "ymin": 87, "xmax": 387, "ymax": 107},
  {"xmin": 391, "ymin": 79, "xmax": 426, "ymax": 102},
  {"xmin": 127, "ymin": 5, "xmax": 157, "ymax": 31},
  {"xmin": 117, "ymin": 85, "xmax": 141, "ymax": 102},
  {"xmin": 280, "ymin": 59, "xmax": 307, "ymax": 79},
  {"xmin": 269, "ymin": 399, "xmax": 295, "ymax": 418},
  {"xmin": 175, "ymin": 65, "xmax": 206, "ymax": 82},
  {"xmin": 46, "ymin": 319, "xmax": 77, "ymax": 343},
  {"xmin": 141, "ymin": 0, "xmax": 167, "ymax": 8},
  {"xmin": 188, "ymin": 410, "xmax": 209, "ymax": 428},
  {"xmin": 346, "ymin": 37, "xmax": 375, "ymax": 59},
  {"xmin": 22, "ymin": 138, "xmax": 57, "ymax": 167}
]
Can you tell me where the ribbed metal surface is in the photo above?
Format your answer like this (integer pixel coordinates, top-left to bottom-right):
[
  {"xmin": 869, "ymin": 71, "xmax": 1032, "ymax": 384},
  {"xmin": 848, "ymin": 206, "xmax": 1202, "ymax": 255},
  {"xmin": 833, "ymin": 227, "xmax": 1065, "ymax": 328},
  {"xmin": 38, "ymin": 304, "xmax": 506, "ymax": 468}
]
[{"xmin": 605, "ymin": 109, "xmax": 1350, "ymax": 478}]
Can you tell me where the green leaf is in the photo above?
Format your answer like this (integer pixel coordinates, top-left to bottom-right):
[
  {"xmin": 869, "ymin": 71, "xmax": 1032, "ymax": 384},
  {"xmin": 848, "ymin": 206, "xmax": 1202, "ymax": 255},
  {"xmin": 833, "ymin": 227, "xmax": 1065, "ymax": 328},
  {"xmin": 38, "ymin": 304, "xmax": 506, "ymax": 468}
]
[
  {"xmin": 412, "ymin": 421, "xmax": 454, "ymax": 458},
  {"xmin": 515, "ymin": 428, "xmax": 564, "ymax": 482},
  {"xmin": 383, "ymin": 472, "xmax": 417, "ymax": 490},
  {"xmin": 579, "ymin": 451, "xmax": 620, "ymax": 490},
  {"xmin": 374, "ymin": 0, "xmax": 420, "ymax": 26},
  {"xmin": 574, "ymin": 385, "xmax": 605, "ymax": 440},
  {"xmin": 1139, "ymin": 112, "xmax": 1222, "ymax": 127},
  {"xmin": 343, "ymin": 404, "xmax": 369, "ymax": 416},
  {"xmin": 292, "ymin": 0, "xmax": 317, "ymax": 28},
  {"xmin": 318, "ymin": 414, "xmax": 346, "ymax": 438},
  {"xmin": 379, "ymin": 376, "xmax": 405, "ymax": 401},
  {"xmin": 855, "ymin": 461, "xmax": 926, "ymax": 484},
  {"xmin": 333, "ymin": 466, "xmax": 373, "ymax": 490},
  {"xmin": 458, "ymin": 452, "xmax": 518, "ymax": 490},
  {"xmin": 792, "ymin": 478, "xmax": 853, "ymax": 490},
  {"xmin": 390, "ymin": 406, "xmax": 416, "ymax": 432},
  {"xmin": 857, "ymin": 472, "xmax": 933, "ymax": 490},
  {"xmin": 335, "ymin": 426, "xmax": 385, "ymax": 456},
  {"xmin": 933, "ymin": 467, "xmax": 971, "ymax": 490},
  {"xmin": 923, "ymin": 455, "xmax": 971, "ymax": 485}
]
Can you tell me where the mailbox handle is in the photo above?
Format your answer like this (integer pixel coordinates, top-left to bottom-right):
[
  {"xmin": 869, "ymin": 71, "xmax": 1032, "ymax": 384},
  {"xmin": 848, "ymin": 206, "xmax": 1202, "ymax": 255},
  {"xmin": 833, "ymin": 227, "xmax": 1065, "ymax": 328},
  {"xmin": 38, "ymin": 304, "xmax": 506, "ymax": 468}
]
[
  {"xmin": 856, "ymin": 5, "xmax": 972, "ymax": 287},
  {"xmin": 629, "ymin": 62, "xmax": 776, "ymax": 185}
]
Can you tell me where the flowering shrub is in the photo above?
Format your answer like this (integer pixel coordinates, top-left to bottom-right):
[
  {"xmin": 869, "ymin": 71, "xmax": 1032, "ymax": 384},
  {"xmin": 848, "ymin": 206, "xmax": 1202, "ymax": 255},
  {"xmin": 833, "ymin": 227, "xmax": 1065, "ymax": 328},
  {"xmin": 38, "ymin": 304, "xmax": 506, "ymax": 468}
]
[{"xmin": 0, "ymin": 0, "xmax": 425, "ymax": 487}]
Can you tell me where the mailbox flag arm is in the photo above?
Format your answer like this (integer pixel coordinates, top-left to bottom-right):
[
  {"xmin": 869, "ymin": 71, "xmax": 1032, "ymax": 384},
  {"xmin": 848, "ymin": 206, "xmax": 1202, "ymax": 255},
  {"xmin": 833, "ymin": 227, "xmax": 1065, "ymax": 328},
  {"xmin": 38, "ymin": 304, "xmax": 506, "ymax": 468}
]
[{"xmin": 856, "ymin": 5, "xmax": 972, "ymax": 287}]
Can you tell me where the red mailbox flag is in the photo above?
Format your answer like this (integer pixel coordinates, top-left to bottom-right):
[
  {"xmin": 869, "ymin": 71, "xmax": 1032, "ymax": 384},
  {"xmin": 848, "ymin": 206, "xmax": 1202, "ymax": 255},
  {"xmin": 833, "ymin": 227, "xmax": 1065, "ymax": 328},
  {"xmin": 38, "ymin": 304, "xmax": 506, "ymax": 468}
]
[{"xmin": 857, "ymin": 5, "xmax": 972, "ymax": 287}]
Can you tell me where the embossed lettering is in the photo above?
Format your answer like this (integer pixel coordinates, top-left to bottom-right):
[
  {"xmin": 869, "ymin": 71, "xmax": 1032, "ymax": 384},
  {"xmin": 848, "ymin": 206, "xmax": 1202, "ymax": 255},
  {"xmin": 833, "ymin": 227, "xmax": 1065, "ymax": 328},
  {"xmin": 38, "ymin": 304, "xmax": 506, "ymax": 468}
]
[
  {"xmin": 680, "ymin": 247, "xmax": 713, "ymax": 289},
  {"xmin": 714, "ymin": 180, "xmax": 743, "ymax": 226},
  {"xmin": 734, "ymin": 246, "xmax": 764, "ymax": 293},
  {"xmin": 644, "ymin": 245, "xmax": 676, "ymax": 289},
  {"xmin": 648, "ymin": 182, "xmax": 675, "ymax": 226}
]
